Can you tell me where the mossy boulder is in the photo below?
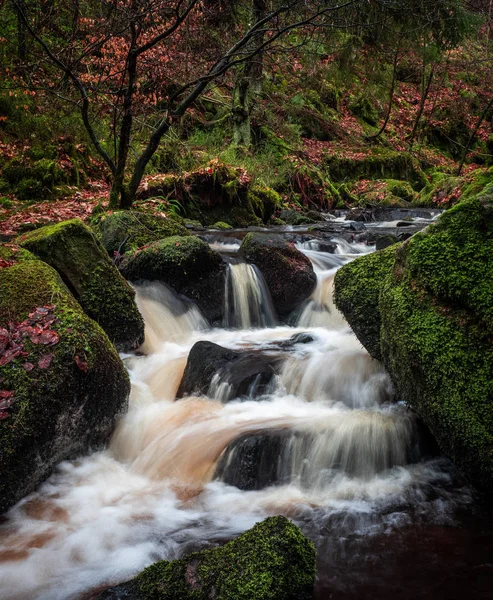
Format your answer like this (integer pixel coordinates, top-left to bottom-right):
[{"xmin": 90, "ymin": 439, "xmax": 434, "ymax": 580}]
[
  {"xmin": 211, "ymin": 221, "xmax": 233, "ymax": 230},
  {"xmin": 334, "ymin": 245, "xmax": 398, "ymax": 361},
  {"xmin": 240, "ymin": 233, "xmax": 316, "ymax": 318},
  {"xmin": 98, "ymin": 516, "xmax": 316, "ymax": 600},
  {"xmin": 0, "ymin": 259, "xmax": 130, "ymax": 513},
  {"xmin": 120, "ymin": 236, "xmax": 225, "ymax": 323},
  {"xmin": 348, "ymin": 93, "xmax": 379, "ymax": 126},
  {"xmin": 334, "ymin": 194, "xmax": 493, "ymax": 494},
  {"xmin": 280, "ymin": 210, "xmax": 316, "ymax": 226},
  {"xmin": 139, "ymin": 165, "xmax": 273, "ymax": 227},
  {"xmin": 325, "ymin": 151, "xmax": 427, "ymax": 189},
  {"xmin": 18, "ymin": 219, "xmax": 144, "ymax": 352},
  {"xmin": 97, "ymin": 210, "xmax": 189, "ymax": 255}
]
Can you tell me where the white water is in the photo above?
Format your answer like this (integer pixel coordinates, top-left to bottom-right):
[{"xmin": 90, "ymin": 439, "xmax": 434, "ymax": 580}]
[
  {"xmin": 223, "ymin": 262, "xmax": 276, "ymax": 329},
  {"xmin": 0, "ymin": 238, "xmax": 473, "ymax": 600}
]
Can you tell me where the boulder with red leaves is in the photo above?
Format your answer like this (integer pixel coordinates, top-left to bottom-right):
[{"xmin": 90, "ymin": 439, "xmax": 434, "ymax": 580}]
[{"xmin": 0, "ymin": 258, "xmax": 130, "ymax": 514}]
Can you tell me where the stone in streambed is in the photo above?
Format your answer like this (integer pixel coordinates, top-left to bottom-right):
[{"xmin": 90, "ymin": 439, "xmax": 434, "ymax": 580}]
[
  {"xmin": 177, "ymin": 340, "xmax": 279, "ymax": 401},
  {"xmin": 120, "ymin": 236, "xmax": 225, "ymax": 323},
  {"xmin": 0, "ymin": 259, "xmax": 130, "ymax": 514},
  {"xmin": 18, "ymin": 219, "xmax": 144, "ymax": 351},
  {"xmin": 240, "ymin": 233, "xmax": 317, "ymax": 319},
  {"xmin": 98, "ymin": 516, "xmax": 316, "ymax": 600},
  {"xmin": 334, "ymin": 193, "xmax": 493, "ymax": 495}
]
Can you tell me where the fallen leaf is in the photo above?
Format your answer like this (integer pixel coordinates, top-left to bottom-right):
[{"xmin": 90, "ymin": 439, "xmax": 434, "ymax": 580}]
[
  {"xmin": 23, "ymin": 362, "xmax": 35, "ymax": 372},
  {"xmin": 0, "ymin": 411, "xmax": 9, "ymax": 420},
  {"xmin": 38, "ymin": 354, "xmax": 54, "ymax": 369}
]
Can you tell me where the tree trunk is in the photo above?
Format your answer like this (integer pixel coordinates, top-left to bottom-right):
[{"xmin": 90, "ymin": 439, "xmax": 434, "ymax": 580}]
[
  {"xmin": 232, "ymin": 0, "xmax": 266, "ymax": 148},
  {"xmin": 457, "ymin": 95, "xmax": 493, "ymax": 176},
  {"xmin": 13, "ymin": 0, "xmax": 27, "ymax": 61}
]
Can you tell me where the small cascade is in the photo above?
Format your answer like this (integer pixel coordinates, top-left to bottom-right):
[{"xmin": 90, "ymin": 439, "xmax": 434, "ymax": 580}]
[
  {"xmin": 134, "ymin": 282, "xmax": 208, "ymax": 353},
  {"xmin": 223, "ymin": 262, "xmax": 276, "ymax": 329},
  {"xmin": 215, "ymin": 408, "xmax": 422, "ymax": 490},
  {"xmin": 296, "ymin": 271, "xmax": 347, "ymax": 329}
]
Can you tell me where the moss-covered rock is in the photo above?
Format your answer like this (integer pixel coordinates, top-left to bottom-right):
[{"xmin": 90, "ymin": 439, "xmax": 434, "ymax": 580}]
[
  {"xmin": 120, "ymin": 236, "xmax": 225, "ymax": 323},
  {"xmin": 348, "ymin": 93, "xmax": 379, "ymax": 125},
  {"xmin": 240, "ymin": 233, "xmax": 316, "ymax": 318},
  {"xmin": 248, "ymin": 184, "xmax": 281, "ymax": 223},
  {"xmin": 139, "ymin": 164, "xmax": 274, "ymax": 227},
  {"xmin": 334, "ymin": 245, "xmax": 397, "ymax": 361},
  {"xmin": 279, "ymin": 209, "xmax": 316, "ymax": 225},
  {"xmin": 0, "ymin": 259, "xmax": 130, "ymax": 513},
  {"xmin": 18, "ymin": 219, "xmax": 144, "ymax": 351},
  {"xmin": 211, "ymin": 221, "xmax": 233, "ymax": 230},
  {"xmin": 98, "ymin": 516, "xmax": 316, "ymax": 600},
  {"xmin": 325, "ymin": 150, "xmax": 427, "ymax": 189},
  {"xmin": 334, "ymin": 194, "xmax": 493, "ymax": 494},
  {"xmin": 97, "ymin": 210, "xmax": 189, "ymax": 255}
]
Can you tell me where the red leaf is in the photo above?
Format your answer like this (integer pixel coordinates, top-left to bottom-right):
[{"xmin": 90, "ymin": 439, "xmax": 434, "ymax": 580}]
[
  {"xmin": 0, "ymin": 390, "xmax": 14, "ymax": 399},
  {"xmin": 74, "ymin": 355, "xmax": 88, "ymax": 372},
  {"xmin": 0, "ymin": 411, "xmax": 9, "ymax": 421},
  {"xmin": 31, "ymin": 330, "xmax": 59, "ymax": 345},
  {"xmin": 0, "ymin": 346, "xmax": 24, "ymax": 366},
  {"xmin": 38, "ymin": 354, "xmax": 54, "ymax": 369},
  {"xmin": 23, "ymin": 362, "xmax": 35, "ymax": 372}
]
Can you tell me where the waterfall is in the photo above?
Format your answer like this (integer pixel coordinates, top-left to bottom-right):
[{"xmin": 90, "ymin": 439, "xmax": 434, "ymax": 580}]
[
  {"xmin": 223, "ymin": 262, "xmax": 276, "ymax": 329},
  {"xmin": 0, "ymin": 231, "xmax": 480, "ymax": 600}
]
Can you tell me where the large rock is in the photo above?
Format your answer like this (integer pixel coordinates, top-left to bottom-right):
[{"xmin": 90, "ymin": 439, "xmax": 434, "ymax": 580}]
[
  {"xmin": 334, "ymin": 245, "xmax": 397, "ymax": 361},
  {"xmin": 18, "ymin": 219, "xmax": 144, "ymax": 351},
  {"xmin": 177, "ymin": 341, "xmax": 279, "ymax": 401},
  {"xmin": 98, "ymin": 516, "xmax": 316, "ymax": 600},
  {"xmin": 334, "ymin": 194, "xmax": 493, "ymax": 494},
  {"xmin": 0, "ymin": 257, "xmax": 130, "ymax": 513},
  {"xmin": 240, "ymin": 233, "xmax": 317, "ymax": 318},
  {"xmin": 97, "ymin": 210, "xmax": 189, "ymax": 256},
  {"xmin": 120, "ymin": 236, "xmax": 225, "ymax": 323}
]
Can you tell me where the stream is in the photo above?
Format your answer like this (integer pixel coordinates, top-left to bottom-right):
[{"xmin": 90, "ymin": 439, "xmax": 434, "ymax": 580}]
[{"xmin": 0, "ymin": 212, "xmax": 492, "ymax": 599}]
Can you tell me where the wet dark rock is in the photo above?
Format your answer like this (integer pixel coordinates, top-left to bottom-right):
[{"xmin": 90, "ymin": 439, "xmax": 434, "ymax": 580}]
[
  {"xmin": 240, "ymin": 233, "xmax": 317, "ymax": 319},
  {"xmin": 283, "ymin": 332, "xmax": 316, "ymax": 346},
  {"xmin": 375, "ymin": 234, "xmax": 399, "ymax": 251},
  {"xmin": 120, "ymin": 236, "xmax": 225, "ymax": 323},
  {"xmin": 177, "ymin": 341, "xmax": 280, "ymax": 401},
  {"xmin": 345, "ymin": 208, "xmax": 374, "ymax": 222},
  {"xmin": 215, "ymin": 431, "xmax": 292, "ymax": 490},
  {"xmin": 344, "ymin": 221, "xmax": 367, "ymax": 232},
  {"xmin": 98, "ymin": 516, "xmax": 316, "ymax": 600},
  {"xmin": 280, "ymin": 209, "xmax": 315, "ymax": 225}
]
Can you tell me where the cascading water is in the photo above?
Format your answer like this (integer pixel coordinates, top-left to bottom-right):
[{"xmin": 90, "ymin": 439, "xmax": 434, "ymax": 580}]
[
  {"xmin": 0, "ymin": 234, "xmax": 490, "ymax": 600},
  {"xmin": 223, "ymin": 261, "xmax": 276, "ymax": 329}
]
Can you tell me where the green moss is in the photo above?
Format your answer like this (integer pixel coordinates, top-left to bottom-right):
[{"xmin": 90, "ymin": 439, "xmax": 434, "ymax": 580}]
[
  {"xmin": 335, "ymin": 194, "xmax": 493, "ymax": 494},
  {"xmin": 134, "ymin": 516, "xmax": 315, "ymax": 600},
  {"xmin": 0, "ymin": 260, "xmax": 129, "ymax": 513},
  {"xmin": 334, "ymin": 245, "xmax": 398, "ymax": 361},
  {"xmin": 325, "ymin": 150, "xmax": 427, "ymax": 189},
  {"xmin": 348, "ymin": 93, "xmax": 379, "ymax": 126},
  {"xmin": 248, "ymin": 184, "xmax": 281, "ymax": 223},
  {"xmin": 18, "ymin": 219, "xmax": 144, "ymax": 351},
  {"xmin": 97, "ymin": 210, "xmax": 190, "ymax": 255},
  {"xmin": 415, "ymin": 172, "xmax": 464, "ymax": 207},
  {"xmin": 120, "ymin": 235, "xmax": 225, "ymax": 323},
  {"xmin": 211, "ymin": 221, "xmax": 233, "ymax": 230}
]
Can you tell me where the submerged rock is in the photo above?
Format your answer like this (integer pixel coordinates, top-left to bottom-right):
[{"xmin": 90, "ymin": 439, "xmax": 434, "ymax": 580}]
[
  {"xmin": 98, "ymin": 516, "xmax": 316, "ymax": 600},
  {"xmin": 240, "ymin": 233, "xmax": 317, "ymax": 318},
  {"xmin": 334, "ymin": 194, "xmax": 493, "ymax": 494},
  {"xmin": 120, "ymin": 236, "xmax": 225, "ymax": 323},
  {"xmin": 18, "ymin": 219, "xmax": 144, "ymax": 351},
  {"xmin": 96, "ymin": 210, "xmax": 189, "ymax": 255},
  {"xmin": 177, "ymin": 341, "xmax": 279, "ymax": 401},
  {"xmin": 0, "ymin": 259, "xmax": 130, "ymax": 514}
]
